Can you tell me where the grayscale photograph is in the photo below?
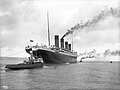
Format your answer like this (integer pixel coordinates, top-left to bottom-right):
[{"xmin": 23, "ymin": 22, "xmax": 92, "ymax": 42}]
[{"xmin": 0, "ymin": 0, "xmax": 120, "ymax": 90}]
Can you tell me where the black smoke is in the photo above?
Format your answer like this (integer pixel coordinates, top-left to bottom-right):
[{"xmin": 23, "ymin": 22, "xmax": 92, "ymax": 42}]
[{"xmin": 62, "ymin": 6, "xmax": 120, "ymax": 39}]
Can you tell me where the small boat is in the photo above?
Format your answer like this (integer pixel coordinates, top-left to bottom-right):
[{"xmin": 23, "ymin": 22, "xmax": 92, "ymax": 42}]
[
  {"xmin": 80, "ymin": 59, "xmax": 82, "ymax": 62},
  {"xmin": 5, "ymin": 51, "xmax": 44, "ymax": 70},
  {"xmin": 110, "ymin": 61, "xmax": 112, "ymax": 63},
  {"xmin": 5, "ymin": 62, "xmax": 43, "ymax": 70}
]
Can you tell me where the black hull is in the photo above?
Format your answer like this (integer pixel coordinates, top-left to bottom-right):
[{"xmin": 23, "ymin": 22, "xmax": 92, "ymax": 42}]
[
  {"xmin": 5, "ymin": 63, "xmax": 43, "ymax": 70},
  {"xmin": 26, "ymin": 48, "xmax": 77, "ymax": 64}
]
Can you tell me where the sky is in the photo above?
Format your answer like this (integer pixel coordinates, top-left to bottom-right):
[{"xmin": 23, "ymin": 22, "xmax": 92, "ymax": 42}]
[{"xmin": 0, "ymin": 0, "xmax": 120, "ymax": 57}]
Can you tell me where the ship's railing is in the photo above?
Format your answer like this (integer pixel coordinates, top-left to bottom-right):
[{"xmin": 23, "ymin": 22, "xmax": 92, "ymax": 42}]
[
  {"xmin": 49, "ymin": 46, "xmax": 77, "ymax": 55},
  {"xmin": 25, "ymin": 45, "xmax": 77, "ymax": 55},
  {"xmin": 25, "ymin": 45, "xmax": 48, "ymax": 50}
]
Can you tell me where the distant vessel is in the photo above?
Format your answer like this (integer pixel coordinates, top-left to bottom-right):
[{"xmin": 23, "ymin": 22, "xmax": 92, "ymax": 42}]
[
  {"xmin": 78, "ymin": 50, "xmax": 100, "ymax": 62},
  {"xmin": 25, "ymin": 12, "xmax": 78, "ymax": 64}
]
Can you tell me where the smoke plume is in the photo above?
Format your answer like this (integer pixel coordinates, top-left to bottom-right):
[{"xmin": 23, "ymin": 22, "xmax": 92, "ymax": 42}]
[{"xmin": 62, "ymin": 6, "xmax": 120, "ymax": 39}]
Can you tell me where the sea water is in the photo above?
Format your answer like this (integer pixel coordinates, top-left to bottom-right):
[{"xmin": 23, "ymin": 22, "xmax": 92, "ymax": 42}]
[{"xmin": 0, "ymin": 57, "xmax": 120, "ymax": 90}]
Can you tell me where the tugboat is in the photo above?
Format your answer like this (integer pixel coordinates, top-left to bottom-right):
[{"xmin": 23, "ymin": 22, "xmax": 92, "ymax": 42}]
[{"xmin": 5, "ymin": 51, "xmax": 44, "ymax": 70}]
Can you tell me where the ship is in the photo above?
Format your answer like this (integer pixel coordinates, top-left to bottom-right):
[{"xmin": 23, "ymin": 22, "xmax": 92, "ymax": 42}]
[{"xmin": 25, "ymin": 12, "xmax": 78, "ymax": 64}]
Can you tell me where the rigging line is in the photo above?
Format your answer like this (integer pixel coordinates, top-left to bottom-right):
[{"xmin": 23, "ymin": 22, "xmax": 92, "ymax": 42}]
[{"xmin": 4, "ymin": 50, "xmax": 25, "ymax": 57}]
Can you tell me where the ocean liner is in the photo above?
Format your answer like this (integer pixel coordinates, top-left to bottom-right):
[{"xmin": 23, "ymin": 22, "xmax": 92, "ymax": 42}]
[{"xmin": 25, "ymin": 13, "xmax": 78, "ymax": 64}]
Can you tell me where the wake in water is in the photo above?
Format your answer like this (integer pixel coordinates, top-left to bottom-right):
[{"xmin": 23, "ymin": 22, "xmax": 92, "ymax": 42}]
[
  {"xmin": 43, "ymin": 65, "xmax": 49, "ymax": 69},
  {"xmin": 65, "ymin": 62, "xmax": 70, "ymax": 65},
  {"xmin": 0, "ymin": 64, "xmax": 7, "ymax": 71}
]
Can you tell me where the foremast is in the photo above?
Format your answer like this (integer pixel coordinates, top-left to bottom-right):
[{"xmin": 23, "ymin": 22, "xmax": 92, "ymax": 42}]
[{"xmin": 47, "ymin": 11, "xmax": 50, "ymax": 47}]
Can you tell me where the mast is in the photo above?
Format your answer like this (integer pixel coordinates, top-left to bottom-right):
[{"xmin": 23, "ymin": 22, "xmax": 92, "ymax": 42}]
[
  {"xmin": 72, "ymin": 36, "xmax": 73, "ymax": 51},
  {"xmin": 47, "ymin": 11, "xmax": 50, "ymax": 47},
  {"xmin": 0, "ymin": 30, "xmax": 2, "ymax": 63}
]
